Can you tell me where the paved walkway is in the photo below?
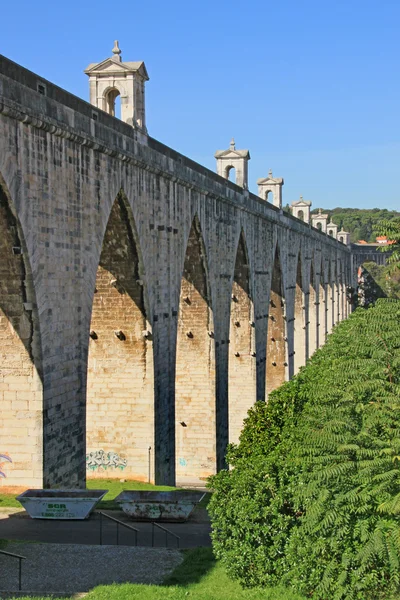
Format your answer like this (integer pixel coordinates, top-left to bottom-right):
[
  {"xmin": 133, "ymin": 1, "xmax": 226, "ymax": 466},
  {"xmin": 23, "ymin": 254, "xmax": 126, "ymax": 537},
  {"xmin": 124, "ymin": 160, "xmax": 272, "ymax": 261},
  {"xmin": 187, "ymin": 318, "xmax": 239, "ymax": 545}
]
[
  {"xmin": 0, "ymin": 542, "xmax": 183, "ymax": 595},
  {"xmin": 0, "ymin": 509, "xmax": 212, "ymax": 549}
]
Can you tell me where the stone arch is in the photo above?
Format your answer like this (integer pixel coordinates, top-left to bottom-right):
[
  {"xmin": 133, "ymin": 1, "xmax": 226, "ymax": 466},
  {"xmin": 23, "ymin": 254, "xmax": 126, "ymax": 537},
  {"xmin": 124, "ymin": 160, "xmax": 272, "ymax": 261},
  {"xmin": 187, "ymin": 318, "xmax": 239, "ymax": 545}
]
[
  {"xmin": 297, "ymin": 210, "xmax": 304, "ymax": 221},
  {"xmin": 308, "ymin": 258, "xmax": 318, "ymax": 357},
  {"xmin": 317, "ymin": 222, "xmax": 322, "ymax": 231},
  {"xmin": 321, "ymin": 257, "xmax": 330, "ymax": 342},
  {"xmin": 294, "ymin": 250, "xmax": 306, "ymax": 373},
  {"xmin": 86, "ymin": 190, "xmax": 154, "ymax": 482},
  {"xmin": 327, "ymin": 259, "xmax": 335, "ymax": 334},
  {"xmin": 103, "ymin": 85, "xmax": 123, "ymax": 118},
  {"xmin": 0, "ymin": 173, "xmax": 43, "ymax": 487},
  {"xmin": 266, "ymin": 243, "xmax": 287, "ymax": 396},
  {"xmin": 228, "ymin": 229, "xmax": 256, "ymax": 445},
  {"xmin": 175, "ymin": 215, "xmax": 215, "ymax": 486},
  {"xmin": 224, "ymin": 165, "xmax": 236, "ymax": 183}
]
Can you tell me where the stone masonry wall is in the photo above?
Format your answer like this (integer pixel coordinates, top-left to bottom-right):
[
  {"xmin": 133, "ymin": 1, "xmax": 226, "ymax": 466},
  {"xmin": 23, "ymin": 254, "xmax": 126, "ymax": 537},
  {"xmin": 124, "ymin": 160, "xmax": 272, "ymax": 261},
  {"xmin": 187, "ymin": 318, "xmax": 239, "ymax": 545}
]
[
  {"xmin": 175, "ymin": 218, "xmax": 216, "ymax": 486},
  {"xmin": 228, "ymin": 233, "xmax": 256, "ymax": 445},
  {"xmin": 0, "ymin": 55, "xmax": 353, "ymax": 487},
  {"xmin": 86, "ymin": 194, "xmax": 154, "ymax": 482},
  {"xmin": 0, "ymin": 184, "xmax": 43, "ymax": 487}
]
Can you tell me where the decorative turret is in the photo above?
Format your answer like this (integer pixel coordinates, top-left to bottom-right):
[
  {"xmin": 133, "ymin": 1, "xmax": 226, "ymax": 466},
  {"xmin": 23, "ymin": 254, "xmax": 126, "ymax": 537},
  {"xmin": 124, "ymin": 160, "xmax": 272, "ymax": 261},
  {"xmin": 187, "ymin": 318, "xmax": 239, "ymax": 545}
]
[
  {"xmin": 85, "ymin": 41, "xmax": 149, "ymax": 131},
  {"xmin": 215, "ymin": 139, "xmax": 250, "ymax": 189},
  {"xmin": 327, "ymin": 219, "xmax": 338, "ymax": 239},
  {"xmin": 338, "ymin": 230, "xmax": 351, "ymax": 245},
  {"xmin": 257, "ymin": 169, "xmax": 284, "ymax": 208},
  {"xmin": 311, "ymin": 208, "xmax": 329, "ymax": 233},
  {"xmin": 291, "ymin": 195, "xmax": 311, "ymax": 223}
]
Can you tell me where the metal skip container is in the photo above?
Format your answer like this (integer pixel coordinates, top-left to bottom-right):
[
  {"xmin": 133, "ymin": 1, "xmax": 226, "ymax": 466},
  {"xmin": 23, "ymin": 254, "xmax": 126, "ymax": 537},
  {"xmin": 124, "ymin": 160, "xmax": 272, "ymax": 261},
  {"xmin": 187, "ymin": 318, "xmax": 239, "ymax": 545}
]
[
  {"xmin": 115, "ymin": 490, "xmax": 205, "ymax": 522},
  {"xmin": 16, "ymin": 489, "xmax": 107, "ymax": 519}
]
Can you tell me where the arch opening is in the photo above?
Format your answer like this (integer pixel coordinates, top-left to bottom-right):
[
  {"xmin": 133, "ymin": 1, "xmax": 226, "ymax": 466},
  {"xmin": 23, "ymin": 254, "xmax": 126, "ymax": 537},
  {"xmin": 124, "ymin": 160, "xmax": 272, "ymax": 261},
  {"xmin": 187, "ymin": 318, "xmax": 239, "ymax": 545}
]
[
  {"xmin": 317, "ymin": 222, "xmax": 322, "ymax": 231},
  {"xmin": 266, "ymin": 246, "xmax": 287, "ymax": 397},
  {"xmin": 224, "ymin": 165, "xmax": 236, "ymax": 183},
  {"xmin": 327, "ymin": 262, "xmax": 335, "ymax": 335},
  {"xmin": 308, "ymin": 261, "xmax": 318, "ymax": 356},
  {"xmin": 228, "ymin": 232, "xmax": 255, "ymax": 445},
  {"xmin": 265, "ymin": 190, "xmax": 273, "ymax": 202},
  {"xmin": 86, "ymin": 192, "xmax": 154, "ymax": 482},
  {"xmin": 0, "ymin": 177, "xmax": 43, "ymax": 488},
  {"xmin": 175, "ymin": 218, "xmax": 215, "ymax": 486},
  {"xmin": 294, "ymin": 254, "xmax": 306, "ymax": 374},
  {"xmin": 328, "ymin": 229, "xmax": 334, "ymax": 236},
  {"xmin": 297, "ymin": 210, "xmax": 304, "ymax": 221},
  {"xmin": 105, "ymin": 88, "xmax": 122, "ymax": 119}
]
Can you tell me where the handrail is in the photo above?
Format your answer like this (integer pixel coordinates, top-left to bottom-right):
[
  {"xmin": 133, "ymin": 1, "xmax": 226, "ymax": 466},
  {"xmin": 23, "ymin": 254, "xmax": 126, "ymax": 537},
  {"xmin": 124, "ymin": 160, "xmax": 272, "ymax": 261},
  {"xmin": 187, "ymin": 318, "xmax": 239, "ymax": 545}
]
[
  {"xmin": 98, "ymin": 511, "xmax": 139, "ymax": 546},
  {"xmin": 152, "ymin": 521, "xmax": 180, "ymax": 548},
  {"xmin": 0, "ymin": 548, "xmax": 26, "ymax": 591}
]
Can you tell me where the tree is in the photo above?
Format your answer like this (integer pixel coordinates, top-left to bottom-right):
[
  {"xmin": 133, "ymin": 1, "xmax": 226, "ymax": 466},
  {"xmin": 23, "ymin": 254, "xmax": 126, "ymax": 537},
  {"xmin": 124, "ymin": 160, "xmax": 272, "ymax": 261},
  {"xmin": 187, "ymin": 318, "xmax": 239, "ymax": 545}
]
[
  {"xmin": 374, "ymin": 217, "xmax": 400, "ymax": 272},
  {"xmin": 208, "ymin": 299, "xmax": 400, "ymax": 600}
]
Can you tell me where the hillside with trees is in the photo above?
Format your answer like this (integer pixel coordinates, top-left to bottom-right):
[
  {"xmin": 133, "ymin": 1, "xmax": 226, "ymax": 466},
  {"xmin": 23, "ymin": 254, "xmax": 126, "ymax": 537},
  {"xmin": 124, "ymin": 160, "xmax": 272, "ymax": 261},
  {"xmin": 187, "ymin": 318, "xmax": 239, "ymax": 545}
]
[{"xmin": 311, "ymin": 207, "xmax": 400, "ymax": 242}]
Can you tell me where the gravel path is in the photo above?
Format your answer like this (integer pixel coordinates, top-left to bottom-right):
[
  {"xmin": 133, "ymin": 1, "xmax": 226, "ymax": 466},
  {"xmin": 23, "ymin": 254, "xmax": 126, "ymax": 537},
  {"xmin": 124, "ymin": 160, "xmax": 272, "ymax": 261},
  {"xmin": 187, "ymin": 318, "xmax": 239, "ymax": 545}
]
[{"xmin": 0, "ymin": 543, "xmax": 183, "ymax": 594}]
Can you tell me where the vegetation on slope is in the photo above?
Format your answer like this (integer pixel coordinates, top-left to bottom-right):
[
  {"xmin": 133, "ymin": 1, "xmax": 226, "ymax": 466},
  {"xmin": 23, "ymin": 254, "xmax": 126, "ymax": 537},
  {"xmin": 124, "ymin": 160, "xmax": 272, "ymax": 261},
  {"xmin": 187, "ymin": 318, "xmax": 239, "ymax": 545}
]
[
  {"xmin": 208, "ymin": 299, "xmax": 400, "ymax": 600},
  {"xmin": 312, "ymin": 207, "xmax": 400, "ymax": 242}
]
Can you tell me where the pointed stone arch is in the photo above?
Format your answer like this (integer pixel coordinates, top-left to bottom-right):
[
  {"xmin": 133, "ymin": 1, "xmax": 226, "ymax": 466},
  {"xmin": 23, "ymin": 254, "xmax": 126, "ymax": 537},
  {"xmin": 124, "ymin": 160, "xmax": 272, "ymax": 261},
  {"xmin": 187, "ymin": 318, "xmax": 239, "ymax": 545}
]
[
  {"xmin": 266, "ymin": 243, "xmax": 287, "ymax": 396},
  {"xmin": 175, "ymin": 215, "xmax": 215, "ymax": 486},
  {"xmin": 294, "ymin": 250, "xmax": 306, "ymax": 373},
  {"xmin": 228, "ymin": 229, "xmax": 256, "ymax": 445},
  {"xmin": 337, "ymin": 258, "xmax": 344, "ymax": 323},
  {"xmin": 308, "ymin": 257, "xmax": 318, "ymax": 357},
  {"xmin": 86, "ymin": 190, "xmax": 154, "ymax": 482},
  {"xmin": 327, "ymin": 259, "xmax": 335, "ymax": 334},
  {"xmin": 0, "ymin": 172, "xmax": 43, "ymax": 487}
]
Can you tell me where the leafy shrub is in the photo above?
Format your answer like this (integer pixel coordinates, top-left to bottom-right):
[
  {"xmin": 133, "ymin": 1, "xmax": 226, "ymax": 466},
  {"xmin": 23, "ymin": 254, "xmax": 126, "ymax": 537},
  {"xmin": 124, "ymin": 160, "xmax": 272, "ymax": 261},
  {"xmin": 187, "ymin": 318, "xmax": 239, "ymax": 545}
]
[{"xmin": 208, "ymin": 299, "xmax": 400, "ymax": 600}]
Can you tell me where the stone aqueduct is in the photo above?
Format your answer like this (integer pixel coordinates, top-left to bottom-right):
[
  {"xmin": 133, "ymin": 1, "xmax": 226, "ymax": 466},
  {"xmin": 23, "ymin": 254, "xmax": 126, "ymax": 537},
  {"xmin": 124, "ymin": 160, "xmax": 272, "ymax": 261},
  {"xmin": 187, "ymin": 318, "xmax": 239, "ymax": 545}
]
[{"xmin": 0, "ymin": 48, "xmax": 354, "ymax": 489}]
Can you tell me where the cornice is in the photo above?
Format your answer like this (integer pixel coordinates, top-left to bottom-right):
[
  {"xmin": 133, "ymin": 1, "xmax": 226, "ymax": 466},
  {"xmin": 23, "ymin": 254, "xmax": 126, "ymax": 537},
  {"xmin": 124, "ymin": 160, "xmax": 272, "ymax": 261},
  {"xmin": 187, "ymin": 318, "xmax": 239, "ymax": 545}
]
[{"xmin": 0, "ymin": 95, "xmax": 349, "ymax": 254}]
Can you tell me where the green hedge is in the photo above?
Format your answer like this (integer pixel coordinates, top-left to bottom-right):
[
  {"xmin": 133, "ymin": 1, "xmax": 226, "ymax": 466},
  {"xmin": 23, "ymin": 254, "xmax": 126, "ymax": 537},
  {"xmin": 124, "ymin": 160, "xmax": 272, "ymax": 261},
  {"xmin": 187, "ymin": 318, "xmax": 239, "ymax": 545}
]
[{"xmin": 208, "ymin": 299, "xmax": 400, "ymax": 600}]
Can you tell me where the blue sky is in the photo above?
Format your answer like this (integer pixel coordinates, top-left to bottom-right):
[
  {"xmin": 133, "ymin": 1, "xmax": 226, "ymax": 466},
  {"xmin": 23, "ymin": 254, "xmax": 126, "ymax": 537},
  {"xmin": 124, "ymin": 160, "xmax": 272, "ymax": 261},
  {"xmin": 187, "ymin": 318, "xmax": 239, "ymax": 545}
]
[{"xmin": 1, "ymin": 0, "xmax": 400, "ymax": 210}]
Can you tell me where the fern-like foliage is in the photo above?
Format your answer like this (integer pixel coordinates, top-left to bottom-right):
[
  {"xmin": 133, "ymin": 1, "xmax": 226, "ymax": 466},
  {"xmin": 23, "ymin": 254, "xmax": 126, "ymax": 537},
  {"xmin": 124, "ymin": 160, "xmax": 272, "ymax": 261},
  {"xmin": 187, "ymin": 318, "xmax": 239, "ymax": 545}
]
[{"xmin": 208, "ymin": 299, "xmax": 400, "ymax": 600}]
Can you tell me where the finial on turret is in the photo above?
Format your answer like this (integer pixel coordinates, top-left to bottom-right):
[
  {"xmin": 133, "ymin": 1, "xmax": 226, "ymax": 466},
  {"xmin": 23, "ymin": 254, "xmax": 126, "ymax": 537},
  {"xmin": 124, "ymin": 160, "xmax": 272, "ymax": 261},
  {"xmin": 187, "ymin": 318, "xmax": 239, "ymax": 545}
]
[
  {"xmin": 268, "ymin": 169, "xmax": 273, "ymax": 178},
  {"xmin": 112, "ymin": 40, "xmax": 122, "ymax": 62},
  {"xmin": 300, "ymin": 195, "xmax": 303, "ymax": 201},
  {"xmin": 230, "ymin": 138, "xmax": 235, "ymax": 150}
]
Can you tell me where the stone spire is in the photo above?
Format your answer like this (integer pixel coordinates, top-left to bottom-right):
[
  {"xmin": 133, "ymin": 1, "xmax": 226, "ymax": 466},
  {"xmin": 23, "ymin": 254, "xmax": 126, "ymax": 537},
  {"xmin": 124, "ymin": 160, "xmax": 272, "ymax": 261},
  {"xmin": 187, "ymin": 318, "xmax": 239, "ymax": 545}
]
[{"xmin": 112, "ymin": 40, "xmax": 122, "ymax": 62}]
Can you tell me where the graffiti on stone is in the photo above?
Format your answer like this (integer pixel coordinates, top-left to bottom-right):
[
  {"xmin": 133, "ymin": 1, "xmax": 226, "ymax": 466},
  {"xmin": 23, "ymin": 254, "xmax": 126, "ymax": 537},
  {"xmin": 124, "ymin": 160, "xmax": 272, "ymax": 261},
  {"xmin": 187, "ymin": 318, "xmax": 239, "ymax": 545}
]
[
  {"xmin": 86, "ymin": 450, "xmax": 127, "ymax": 471},
  {"xmin": 0, "ymin": 454, "xmax": 12, "ymax": 478}
]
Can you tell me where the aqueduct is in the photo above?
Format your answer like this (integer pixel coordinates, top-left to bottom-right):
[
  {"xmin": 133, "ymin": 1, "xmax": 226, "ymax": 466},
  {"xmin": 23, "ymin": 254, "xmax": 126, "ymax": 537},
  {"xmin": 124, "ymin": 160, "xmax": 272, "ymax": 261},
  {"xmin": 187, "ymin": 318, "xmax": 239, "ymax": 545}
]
[{"xmin": 0, "ymin": 46, "xmax": 353, "ymax": 489}]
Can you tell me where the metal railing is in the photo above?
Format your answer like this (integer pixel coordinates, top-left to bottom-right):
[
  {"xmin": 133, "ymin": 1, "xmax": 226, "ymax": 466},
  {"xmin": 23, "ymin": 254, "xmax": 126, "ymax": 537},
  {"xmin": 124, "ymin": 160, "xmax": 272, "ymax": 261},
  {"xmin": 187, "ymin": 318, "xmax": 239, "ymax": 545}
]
[
  {"xmin": 98, "ymin": 511, "xmax": 139, "ymax": 546},
  {"xmin": 151, "ymin": 521, "xmax": 180, "ymax": 548},
  {"xmin": 98, "ymin": 511, "xmax": 180, "ymax": 549},
  {"xmin": 0, "ymin": 549, "xmax": 26, "ymax": 591}
]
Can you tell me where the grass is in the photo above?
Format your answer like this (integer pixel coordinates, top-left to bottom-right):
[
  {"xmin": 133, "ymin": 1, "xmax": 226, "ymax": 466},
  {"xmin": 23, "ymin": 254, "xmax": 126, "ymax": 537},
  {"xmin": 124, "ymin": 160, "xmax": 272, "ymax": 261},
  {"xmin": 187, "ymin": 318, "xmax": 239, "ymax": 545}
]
[
  {"xmin": 0, "ymin": 492, "xmax": 21, "ymax": 508},
  {"xmin": 0, "ymin": 479, "xmax": 211, "ymax": 510},
  {"xmin": 4, "ymin": 548, "xmax": 307, "ymax": 600}
]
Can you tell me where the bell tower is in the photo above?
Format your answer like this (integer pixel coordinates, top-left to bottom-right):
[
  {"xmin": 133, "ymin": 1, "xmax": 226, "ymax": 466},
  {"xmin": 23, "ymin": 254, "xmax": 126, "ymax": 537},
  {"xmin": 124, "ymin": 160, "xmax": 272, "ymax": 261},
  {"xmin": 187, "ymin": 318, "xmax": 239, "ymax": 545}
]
[{"xmin": 85, "ymin": 41, "xmax": 149, "ymax": 132}]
